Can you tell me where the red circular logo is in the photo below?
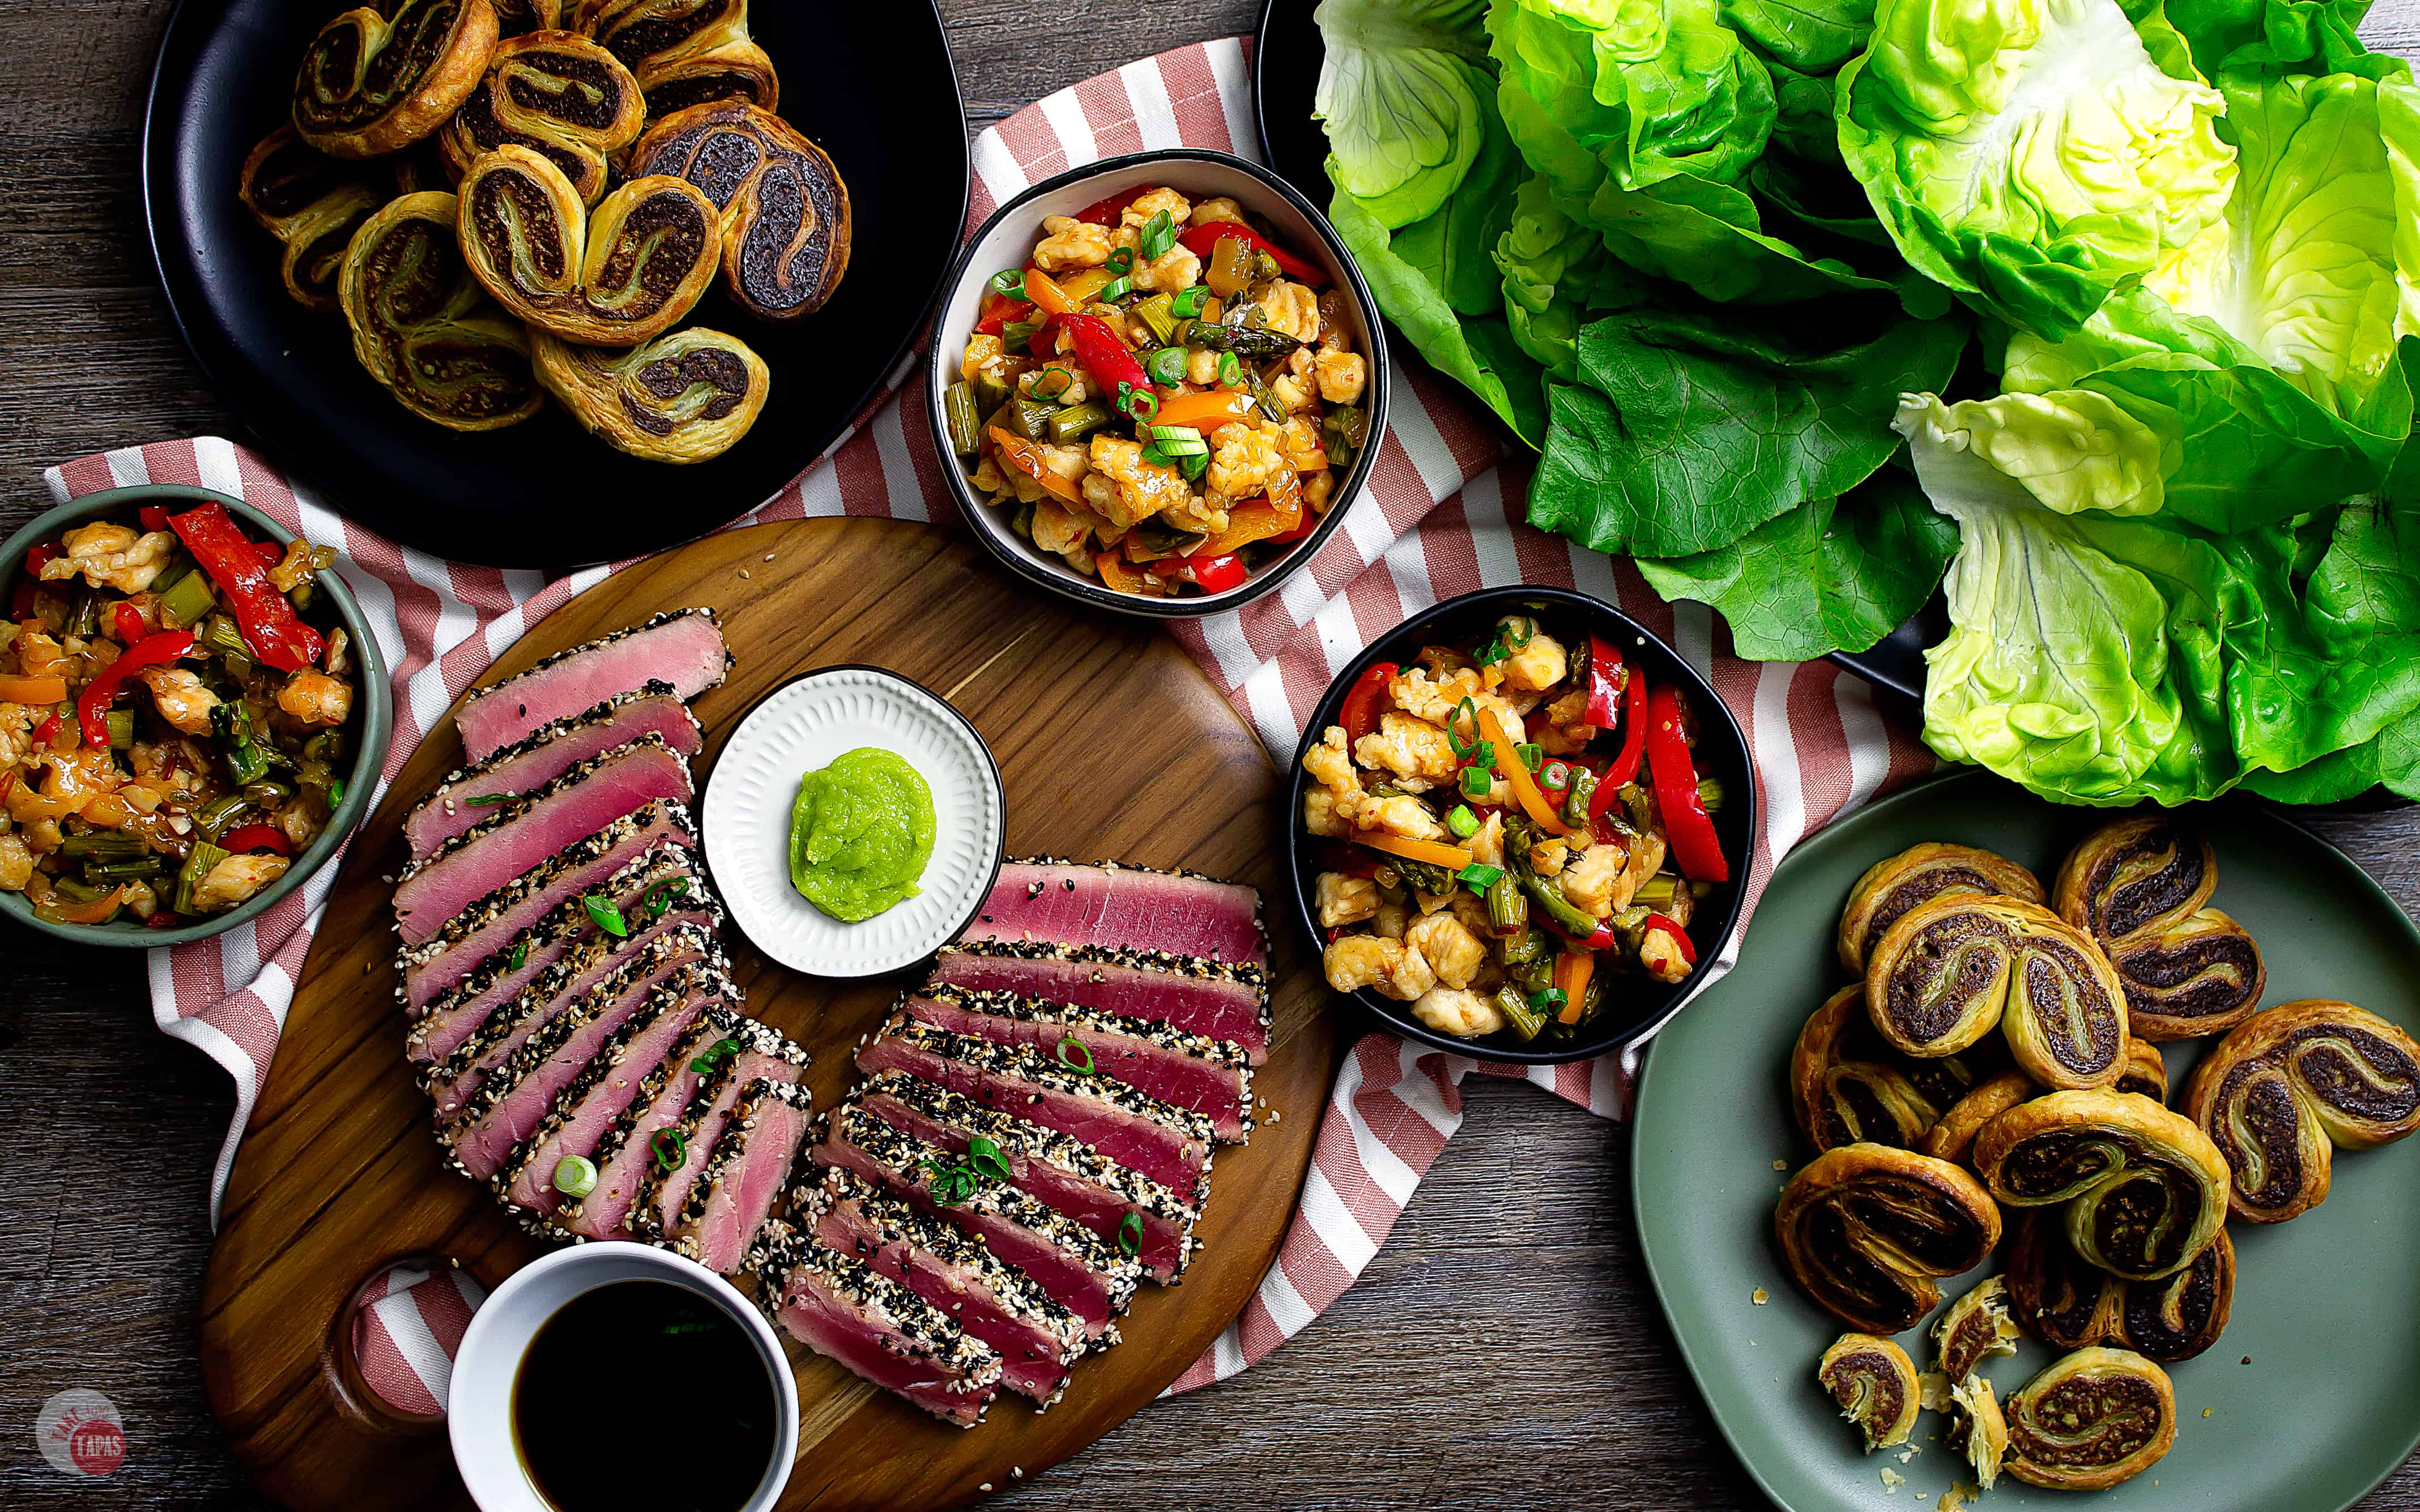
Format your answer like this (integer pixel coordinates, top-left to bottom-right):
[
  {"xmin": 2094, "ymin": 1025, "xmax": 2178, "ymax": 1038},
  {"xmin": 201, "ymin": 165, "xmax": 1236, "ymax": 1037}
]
[
  {"xmin": 35, "ymin": 1389, "xmax": 126, "ymax": 1478},
  {"xmin": 69, "ymin": 1417, "xmax": 126, "ymax": 1476}
]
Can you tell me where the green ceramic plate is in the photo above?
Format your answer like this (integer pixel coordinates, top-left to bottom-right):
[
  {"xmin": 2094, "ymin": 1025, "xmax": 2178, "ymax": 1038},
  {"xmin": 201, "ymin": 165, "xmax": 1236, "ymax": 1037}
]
[{"xmin": 1634, "ymin": 770, "xmax": 2420, "ymax": 1511}]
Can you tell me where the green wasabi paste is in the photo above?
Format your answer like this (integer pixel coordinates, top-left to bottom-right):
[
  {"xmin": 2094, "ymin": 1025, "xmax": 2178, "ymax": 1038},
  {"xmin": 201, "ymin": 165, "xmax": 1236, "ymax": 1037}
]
[{"xmin": 786, "ymin": 747, "xmax": 936, "ymax": 923}]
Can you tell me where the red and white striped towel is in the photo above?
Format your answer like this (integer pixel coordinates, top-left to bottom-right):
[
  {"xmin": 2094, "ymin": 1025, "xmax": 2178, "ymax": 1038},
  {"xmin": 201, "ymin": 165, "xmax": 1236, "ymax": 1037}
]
[{"xmin": 43, "ymin": 36, "xmax": 1930, "ymax": 1415}]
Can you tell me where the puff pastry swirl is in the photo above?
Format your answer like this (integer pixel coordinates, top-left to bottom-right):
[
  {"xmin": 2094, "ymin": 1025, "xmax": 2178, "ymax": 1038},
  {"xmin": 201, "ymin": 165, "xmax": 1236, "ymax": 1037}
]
[
  {"xmin": 1970, "ymin": 1089, "xmax": 2229, "ymax": 1280},
  {"xmin": 456, "ymin": 144, "xmax": 719, "ymax": 344},
  {"xmin": 1837, "ymin": 842, "xmax": 2046, "ymax": 976},
  {"xmin": 626, "ymin": 99, "xmax": 851, "ymax": 320},
  {"xmin": 1816, "ymin": 1334, "xmax": 1919, "ymax": 1453},
  {"xmin": 1775, "ymin": 1144, "xmax": 2001, "ymax": 1334},
  {"xmin": 1790, "ymin": 985, "xmax": 1940, "ymax": 1153},
  {"xmin": 2004, "ymin": 1210, "xmax": 2233, "ymax": 1361},
  {"xmin": 339, "ymin": 191, "xmax": 544, "ymax": 430},
  {"xmin": 1866, "ymin": 895, "xmax": 2128, "ymax": 1089},
  {"xmin": 2001, "ymin": 1347, "xmax": 2176, "ymax": 1492},
  {"xmin": 237, "ymin": 126, "xmax": 389, "ymax": 313},
  {"xmin": 292, "ymin": 0, "xmax": 500, "ymax": 158},
  {"xmin": 441, "ymin": 31, "xmax": 645, "ymax": 206},
  {"xmin": 574, "ymin": 0, "xmax": 769, "ymax": 113},
  {"xmin": 531, "ymin": 327, "xmax": 770, "ymax": 463},
  {"xmin": 2056, "ymin": 818, "xmax": 2264, "ymax": 1041},
  {"xmin": 2182, "ymin": 998, "xmax": 2420, "ymax": 1223}
]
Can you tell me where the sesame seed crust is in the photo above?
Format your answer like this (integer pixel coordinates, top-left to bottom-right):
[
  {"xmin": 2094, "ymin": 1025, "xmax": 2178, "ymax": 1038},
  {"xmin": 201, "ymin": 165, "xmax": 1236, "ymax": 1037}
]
[
  {"xmin": 870, "ymin": 1018, "xmax": 1222, "ymax": 1160},
  {"xmin": 396, "ymin": 734, "xmax": 691, "ymax": 887},
  {"xmin": 940, "ymin": 937, "xmax": 1269, "ymax": 1003},
  {"xmin": 462, "ymin": 608, "xmax": 730, "ymax": 707}
]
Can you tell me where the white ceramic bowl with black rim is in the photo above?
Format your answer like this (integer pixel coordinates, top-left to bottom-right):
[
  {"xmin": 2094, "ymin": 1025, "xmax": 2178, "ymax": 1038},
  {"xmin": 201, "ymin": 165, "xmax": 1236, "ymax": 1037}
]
[
  {"xmin": 927, "ymin": 147, "xmax": 1390, "ymax": 619},
  {"xmin": 1284, "ymin": 586, "xmax": 1759, "ymax": 1065}
]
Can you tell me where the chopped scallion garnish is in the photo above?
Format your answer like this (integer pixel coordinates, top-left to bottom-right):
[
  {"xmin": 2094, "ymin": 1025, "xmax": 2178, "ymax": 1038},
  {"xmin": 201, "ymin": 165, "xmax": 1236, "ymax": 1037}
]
[
  {"xmin": 1144, "ymin": 347, "xmax": 1187, "ymax": 386},
  {"xmin": 465, "ymin": 793, "xmax": 511, "ymax": 806},
  {"xmin": 651, "ymin": 1128, "xmax": 686, "ymax": 1173},
  {"xmin": 1457, "ymin": 862, "xmax": 1505, "ymax": 891},
  {"xmin": 1139, "ymin": 210, "xmax": 1175, "ymax": 262},
  {"xmin": 1105, "ymin": 246, "xmax": 1134, "ymax": 276},
  {"xmin": 582, "ymin": 894, "xmax": 628, "ymax": 938},
  {"xmin": 988, "ymin": 268, "xmax": 1026, "ymax": 297},
  {"xmin": 1117, "ymin": 1211, "xmax": 1144, "ymax": 1257},
  {"xmin": 1218, "ymin": 352, "xmax": 1240, "ymax": 388},
  {"xmin": 506, "ymin": 941, "xmax": 527, "ymax": 972},
  {"xmin": 968, "ymin": 1135, "xmax": 1014, "ymax": 1182},
  {"xmin": 1446, "ymin": 805, "xmax": 1478, "ymax": 839},
  {"xmin": 689, "ymin": 1036, "xmax": 741, "ymax": 1075},
  {"xmin": 1178, "ymin": 450, "xmax": 1210, "ymax": 481},
  {"xmin": 1030, "ymin": 366, "xmax": 1073, "ymax": 402},
  {"xmin": 1096, "ymin": 275, "xmax": 1133, "ymax": 304},
  {"xmin": 552, "ymin": 1155, "xmax": 598, "ymax": 1198},
  {"xmin": 1170, "ymin": 285, "xmax": 1207, "ymax": 319},
  {"xmin": 1459, "ymin": 766, "xmax": 1491, "ymax": 798},
  {"xmin": 1055, "ymin": 1034, "xmax": 1097, "ymax": 1075}
]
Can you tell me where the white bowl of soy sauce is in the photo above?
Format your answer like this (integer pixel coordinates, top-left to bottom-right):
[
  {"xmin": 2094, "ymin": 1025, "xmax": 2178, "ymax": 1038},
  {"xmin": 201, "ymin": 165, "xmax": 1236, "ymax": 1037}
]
[{"xmin": 449, "ymin": 1244, "xmax": 797, "ymax": 1512}]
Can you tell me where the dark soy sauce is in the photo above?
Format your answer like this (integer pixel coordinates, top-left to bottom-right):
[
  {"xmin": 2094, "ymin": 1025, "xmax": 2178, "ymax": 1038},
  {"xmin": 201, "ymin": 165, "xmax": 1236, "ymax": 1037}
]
[{"xmin": 513, "ymin": 1279, "xmax": 778, "ymax": 1512}]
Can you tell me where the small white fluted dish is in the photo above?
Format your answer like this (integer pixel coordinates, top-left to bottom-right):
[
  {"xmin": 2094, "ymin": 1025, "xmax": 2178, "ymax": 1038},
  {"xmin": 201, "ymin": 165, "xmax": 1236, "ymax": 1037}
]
[{"xmin": 701, "ymin": 666, "xmax": 1005, "ymax": 977}]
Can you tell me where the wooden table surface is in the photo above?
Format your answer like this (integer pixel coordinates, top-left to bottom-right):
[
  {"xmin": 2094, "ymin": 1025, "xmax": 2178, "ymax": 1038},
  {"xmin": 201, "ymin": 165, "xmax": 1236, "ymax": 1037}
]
[{"xmin": 4, "ymin": 2, "xmax": 2419, "ymax": 1507}]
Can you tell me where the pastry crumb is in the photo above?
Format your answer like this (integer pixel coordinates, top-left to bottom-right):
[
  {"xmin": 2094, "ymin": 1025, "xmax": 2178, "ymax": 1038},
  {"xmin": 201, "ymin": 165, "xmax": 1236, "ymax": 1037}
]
[
  {"xmin": 2202, "ymin": 1407, "xmax": 2213, "ymax": 1417},
  {"xmin": 1773, "ymin": 1159, "xmax": 1788, "ymax": 1171},
  {"xmin": 1881, "ymin": 1466, "xmax": 1905, "ymax": 1492},
  {"xmin": 1751, "ymin": 1287, "xmax": 1769, "ymax": 1305},
  {"xmin": 1940, "ymin": 1484, "xmax": 1978, "ymax": 1512}
]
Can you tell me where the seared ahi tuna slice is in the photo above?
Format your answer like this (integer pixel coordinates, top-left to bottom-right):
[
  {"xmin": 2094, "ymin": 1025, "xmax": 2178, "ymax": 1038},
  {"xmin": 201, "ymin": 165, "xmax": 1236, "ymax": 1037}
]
[
  {"xmin": 495, "ymin": 973, "xmax": 730, "ymax": 1220},
  {"xmin": 455, "ymin": 608, "xmax": 729, "ymax": 762},
  {"xmin": 931, "ymin": 941, "xmax": 1271, "ymax": 1062},
  {"xmin": 628, "ymin": 1044, "xmax": 806, "ymax": 1238},
  {"xmin": 666, "ymin": 1079, "xmax": 814, "ymax": 1274},
  {"xmin": 557, "ymin": 1011, "xmax": 797, "ymax": 1242},
  {"xmin": 961, "ymin": 859, "xmax": 1266, "ymax": 967},
  {"xmin": 858, "ymin": 1020, "xmax": 1215, "ymax": 1195},
  {"xmin": 442, "ymin": 939, "xmax": 729, "ymax": 1180},
  {"xmin": 813, "ymin": 1102, "xmax": 1140, "ymax": 1332},
  {"xmin": 905, "ymin": 984, "xmax": 1255, "ymax": 1142},
  {"xmin": 398, "ymin": 804, "xmax": 696, "ymax": 1010},
  {"xmin": 404, "ymin": 685, "xmax": 703, "ymax": 858},
  {"xmin": 802, "ymin": 1167, "xmax": 1090, "ymax": 1408},
  {"xmin": 393, "ymin": 736, "xmax": 695, "ymax": 945},
  {"xmin": 415, "ymin": 886, "xmax": 721, "ymax": 1115},
  {"xmin": 772, "ymin": 1244, "xmax": 1003, "ymax": 1428},
  {"xmin": 855, "ymin": 1071, "xmax": 1198, "ymax": 1282}
]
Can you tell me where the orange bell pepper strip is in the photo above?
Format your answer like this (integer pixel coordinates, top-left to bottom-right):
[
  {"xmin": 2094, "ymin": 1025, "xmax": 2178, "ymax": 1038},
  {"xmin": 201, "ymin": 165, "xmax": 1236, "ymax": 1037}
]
[
  {"xmin": 1477, "ymin": 704, "xmax": 1571, "ymax": 836},
  {"xmin": 986, "ymin": 427, "xmax": 1084, "ymax": 507},
  {"xmin": 1351, "ymin": 831, "xmax": 1473, "ymax": 873},
  {"xmin": 1554, "ymin": 947, "xmax": 1594, "ymax": 1026},
  {"xmin": 1097, "ymin": 552, "xmax": 1167, "ymax": 596},
  {"xmin": 1151, "ymin": 388, "xmax": 1256, "ymax": 431},
  {"xmin": 1021, "ymin": 268, "xmax": 1079, "ymax": 317},
  {"xmin": 0, "ymin": 674, "xmax": 66, "ymax": 705}
]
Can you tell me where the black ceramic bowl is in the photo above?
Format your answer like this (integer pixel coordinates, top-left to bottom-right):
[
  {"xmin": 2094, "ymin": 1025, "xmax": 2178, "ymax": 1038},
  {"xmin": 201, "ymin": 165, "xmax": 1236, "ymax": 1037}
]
[
  {"xmin": 1284, "ymin": 586, "xmax": 1758, "ymax": 1065},
  {"xmin": 928, "ymin": 148, "xmax": 1390, "ymax": 620}
]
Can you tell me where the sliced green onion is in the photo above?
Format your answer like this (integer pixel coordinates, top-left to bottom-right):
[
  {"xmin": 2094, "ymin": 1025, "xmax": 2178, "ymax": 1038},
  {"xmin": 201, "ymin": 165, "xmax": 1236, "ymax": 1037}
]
[
  {"xmin": 1129, "ymin": 386, "xmax": 1159, "ymax": 421},
  {"xmin": 1170, "ymin": 284, "xmax": 1208, "ymax": 319},
  {"xmin": 1117, "ymin": 1211, "xmax": 1144, "ymax": 1257},
  {"xmin": 1458, "ymin": 862, "xmax": 1505, "ymax": 891},
  {"xmin": 1446, "ymin": 805, "xmax": 1479, "ymax": 839},
  {"xmin": 1506, "ymin": 618, "xmax": 1535, "ymax": 649},
  {"xmin": 690, "ymin": 1035, "xmax": 742, "ymax": 1074},
  {"xmin": 1531, "ymin": 986, "xmax": 1569, "ymax": 1012},
  {"xmin": 465, "ymin": 792, "xmax": 512, "ymax": 806},
  {"xmin": 1541, "ymin": 759, "xmax": 1571, "ymax": 790},
  {"xmin": 552, "ymin": 1155, "xmax": 598, "ymax": 1198},
  {"xmin": 641, "ymin": 876, "xmax": 693, "ymax": 920},
  {"xmin": 506, "ymin": 940, "xmax": 527, "ymax": 972},
  {"xmin": 1445, "ymin": 697, "xmax": 1480, "ymax": 759},
  {"xmin": 1515, "ymin": 742, "xmax": 1544, "ymax": 771},
  {"xmin": 1148, "ymin": 424, "xmax": 1205, "ymax": 445},
  {"xmin": 1139, "ymin": 210, "xmax": 1175, "ymax": 262},
  {"xmin": 1697, "ymin": 777, "xmax": 1726, "ymax": 813},
  {"xmin": 1459, "ymin": 766, "xmax": 1492, "ymax": 798},
  {"xmin": 1218, "ymin": 352, "xmax": 1241, "ymax": 388},
  {"xmin": 1105, "ymin": 246, "xmax": 1135, "ymax": 277},
  {"xmin": 988, "ymin": 268, "xmax": 1026, "ymax": 297},
  {"xmin": 1029, "ymin": 366, "xmax": 1073, "ymax": 402},
  {"xmin": 1055, "ymin": 1033, "xmax": 1097, "ymax": 1075},
  {"xmin": 328, "ymin": 778, "xmax": 347, "ymax": 808},
  {"xmin": 967, "ymin": 1134, "xmax": 1013, "ymax": 1182},
  {"xmin": 582, "ymin": 894, "xmax": 628, "ymax": 938},
  {"xmin": 651, "ymin": 1128, "xmax": 687, "ymax": 1173},
  {"xmin": 1144, "ymin": 347, "xmax": 1187, "ymax": 386},
  {"xmin": 1094, "ymin": 274, "xmax": 1133, "ymax": 304},
  {"xmin": 1178, "ymin": 450, "xmax": 1210, "ymax": 481},
  {"xmin": 1139, "ymin": 442, "xmax": 1170, "ymax": 469}
]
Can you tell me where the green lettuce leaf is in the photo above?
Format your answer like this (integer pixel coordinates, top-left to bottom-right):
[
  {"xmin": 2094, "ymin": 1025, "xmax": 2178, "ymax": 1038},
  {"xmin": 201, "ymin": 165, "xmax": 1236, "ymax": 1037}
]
[
  {"xmin": 1528, "ymin": 293, "xmax": 1970, "ymax": 556},
  {"xmin": 1718, "ymin": 0, "xmax": 1877, "ymax": 74},
  {"xmin": 2163, "ymin": 0, "xmax": 2400, "ymax": 81},
  {"xmin": 1635, "ymin": 469, "xmax": 1960, "ymax": 659},
  {"xmin": 1314, "ymin": 0, "xmax": 1496, "ymax": 229},
  {"xmin": 1835, "ymin": 0, "xmax": 2238, "ymax": 340}
]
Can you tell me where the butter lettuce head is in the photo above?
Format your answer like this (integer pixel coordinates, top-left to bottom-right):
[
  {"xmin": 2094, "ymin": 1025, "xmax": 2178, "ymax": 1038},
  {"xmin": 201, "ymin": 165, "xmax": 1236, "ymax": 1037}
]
[
  {"xmin": 1314, "ymin": 0, "xmax": 1496, "ymax": 229},
  {"xmin": 1835, "ymin": 0, "xmax": 2238, "ymax": 340}
]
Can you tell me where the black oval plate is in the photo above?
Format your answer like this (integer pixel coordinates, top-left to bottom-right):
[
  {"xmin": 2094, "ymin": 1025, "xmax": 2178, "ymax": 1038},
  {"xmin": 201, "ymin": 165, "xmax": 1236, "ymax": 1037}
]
[{"xmin": 142, "ymin": 0, "xmax": 969, "ymax": 569}]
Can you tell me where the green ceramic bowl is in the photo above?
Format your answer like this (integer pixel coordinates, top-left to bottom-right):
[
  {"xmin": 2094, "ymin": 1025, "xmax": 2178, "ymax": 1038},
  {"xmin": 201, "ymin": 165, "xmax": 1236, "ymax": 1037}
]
[
  {"xmin": 1634, "ymin": 770, "xmax": 2420, "ymax": 1512},
  {"xmin": 0, "ymin": 484, "xmax": 390, "ymax": 948}
]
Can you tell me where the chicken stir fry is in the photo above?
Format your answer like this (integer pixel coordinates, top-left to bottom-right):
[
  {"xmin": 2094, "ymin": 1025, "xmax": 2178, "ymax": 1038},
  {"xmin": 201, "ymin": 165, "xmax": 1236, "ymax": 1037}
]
[
  {"xmin": 947, "ymin": 185, "xmax": 1371, "ymax": 597},
  {"xmin": 1304, "ymin": 614, "xmax": 1736, "ymax": 1043},
  {"xmin": 1, "ymin": 503, "xmax": 357, "ymax": 928}
]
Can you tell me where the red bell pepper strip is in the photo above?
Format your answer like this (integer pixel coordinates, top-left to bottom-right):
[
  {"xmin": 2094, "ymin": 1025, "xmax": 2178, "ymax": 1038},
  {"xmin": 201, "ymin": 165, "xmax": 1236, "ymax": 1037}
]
[
  {"xmin": 1643, "ymin": 913, "xmax": 1698, "ymax": 967},
  {"xmin": 146, "ymin": 908, "xmax": 180, "ymax": 928},
  {"xmin": 974, "ymin": 291, "xmax": 1038, "ymax": 335},
  {"xmin": 1338, "ymin": 662, "xmax": 1398, "ymax": 744},
  {"xmin": 166, "ymin": 504, "xmax": 323, "ymax": 672},
  {"xmin": 219, "ymin": 823, "xmax": 295, "ymax": 857},
  {"xmin": 1265, "ymin": 509, "xmax": 1319, "ymax": 546},
  {"xmin": 139, "ymin": 505, "xmax": 173, "ymax": 532},
  {"xmin": 113, "ymin": 601, "xmax": 148, "ymax": 645},
  {"xmin": 1177, "ymin": 223, "xmax": 1327, "ymax": 287},
  {"xmin": 76, "ymin": 629, "xmax": 194, "ymax": 748},
  {"xmin": 1053, "ymin": 313, "xmax": 1157, "ymax": 420},
  {"xmin": 31, "ymin": 712, "xmax": 59, "ymax": 749},
  {"xmin": 1171, "ymin": 550, "xmax": 1247, "ymax": 594},
  {"xmin": 1583, "ymin": 636, "xmax": 1627, "ymax": 727},
  {"xmin": 1592, "ymin": 663, "xmax": 1650, "ymax": 814},
  {"xmin": 1643, "ymin": 684, "xmax": 1729, "ymax": 883},
  {"xmin": 1073, "ymin": 187, "xmax": 1147, "ymax": 226},
  {"xmin": 253, "ymin": 540, "xmax": 286, "ymax": 568}
]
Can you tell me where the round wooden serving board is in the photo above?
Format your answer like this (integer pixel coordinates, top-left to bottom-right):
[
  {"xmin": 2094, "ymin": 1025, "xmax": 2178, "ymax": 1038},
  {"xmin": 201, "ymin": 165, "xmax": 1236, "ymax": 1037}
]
[{"xmin": 197, "ymin": 518, "xmax": 1340, "ymax": 1510}]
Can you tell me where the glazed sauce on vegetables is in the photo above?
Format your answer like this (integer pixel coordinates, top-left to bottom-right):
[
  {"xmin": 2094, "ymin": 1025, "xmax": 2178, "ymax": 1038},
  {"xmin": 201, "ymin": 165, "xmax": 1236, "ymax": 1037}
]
[{"xmin": 513, "ymin": 1280, "xmax": 777, "ymax": 1512}]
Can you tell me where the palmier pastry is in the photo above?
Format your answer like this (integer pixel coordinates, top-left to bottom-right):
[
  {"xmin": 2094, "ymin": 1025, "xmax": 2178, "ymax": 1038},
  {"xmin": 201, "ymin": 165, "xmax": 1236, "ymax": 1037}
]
[
  {"xmin": 2001, "ymin": 1347, "xmax": 2176, "ymax": 1492},
  {"xmin": 2003, "ymin": 1211, "xmax": 2232, "ymax": 1361},
  {"xmin": 1866, "ymin": 895, "xmax": 2128, "ymax": 1089},
  {"xmin": 1774, "ymin": 1144, "xmax": 2000, "ymax": 1334},
  {"xmin": 1837, "ymin": 842, "xmax": 2046, "ymax": 976},
  {"xmin": 2182, "ymin": 998, "xmax": 2420, "ymax": 1223},
  {"xmin": 456, "ymin": 146, "xmax": 719, "ymax": 344},
  {"xmin": 627, "ymin": 100, "xmax": 852, "ymax": 320},
  {"xmin": 237, "ymin": 126, "xmax": 387, "ymax": 312},
  {"xmin": 2113, "ymin": 1036, "xmax": 2168, "ymax": 1103},
  {"xmin": 1920, "ymin": 1070, "xmax": 2034, "ymax": 1165},
  {"xmin": 1945, "ymin": 1374, "xmax": 2009, "ymax": 1490},
  {"xmin": 576, "ymin": 0, "xmax": 771, "ymax": 114},
  {"xmin": 339, "ymin": 192, "xmax": 544, "ymax": 431},
  {"xmin": 2056, "ymin": 817, "xmax": 2264, "ymax": 1040},
  {"xmin": 1970, "ymin": 1089, "xmax": 2228, "ymax": 1280},
  {"xmin": 292, "ymin": 0, "xmax": 500, "ymax": 158},
  {"xmin": 489, "ymin": 0, "xmax": 563, "ymax": 33},
  {"xmin": 634, "ymin": 40, "xmax": 778, "ymax": 115},
  {"xmin": 1790, "ymin": 986, "xmax": 1939, "ymax": 1152},
  {"xmin": 531, "ymin": 327, "xmax": 769, "ymax": 463},
  {"xmin": 1931, "ymin": 1275, "xmax": 2019, "ymax": 1383},
  {"xmin": 441, "ymin": 32, "xmax": 646, "ymax": 205},
  {"xmin": 1816, "ymin": 1334, "xmax": 1919, "ymax": 1452}
]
